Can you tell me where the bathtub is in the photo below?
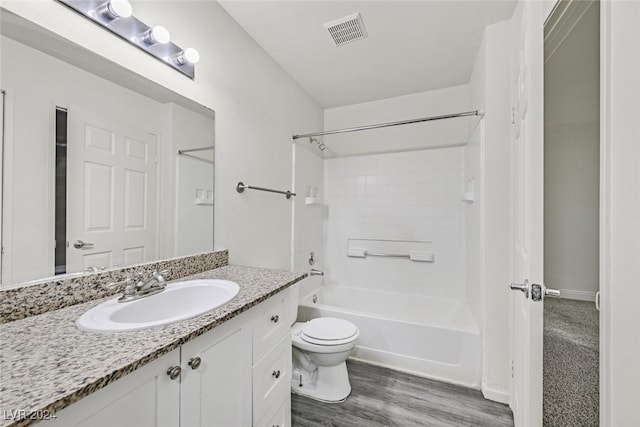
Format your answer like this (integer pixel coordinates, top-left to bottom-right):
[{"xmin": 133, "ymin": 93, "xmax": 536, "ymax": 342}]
[{"xmin": 297, "ymin": 286, "xmax": 481, "ymax": 388}]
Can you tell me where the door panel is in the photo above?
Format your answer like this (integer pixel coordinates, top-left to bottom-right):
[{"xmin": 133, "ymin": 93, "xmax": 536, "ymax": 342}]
[
  {"xmin": 509, "ymin": 1, "xmax": 545, "ymax": 426},
  {"xmin": 67, "ymin": 106, "xmax": 157, "ymax": 272},
  {"xmin": 83, "ymin": 161, "xmax": 114, "ymax": 232}
]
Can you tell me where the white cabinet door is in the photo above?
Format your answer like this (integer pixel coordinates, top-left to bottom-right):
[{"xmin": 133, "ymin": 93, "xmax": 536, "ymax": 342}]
[
  {"xmin": 252, "ymin": 335, "xmax": 291, "ymax": 424},
  {"xmin": 252, "ymin": 289, "xmax": 291, "ymax": 363},
  {"xmin": 49, "ymin": 349, "xmax": 180, "ymax": 427},
  {"xmin": 181, "ymin": 313, "xmax": 252, "ymax": 427}
]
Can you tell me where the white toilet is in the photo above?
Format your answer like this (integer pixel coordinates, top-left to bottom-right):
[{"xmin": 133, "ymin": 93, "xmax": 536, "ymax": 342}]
[{"xmin": 291, "ymin": 317, "xmax": 360, "ymax": 403}]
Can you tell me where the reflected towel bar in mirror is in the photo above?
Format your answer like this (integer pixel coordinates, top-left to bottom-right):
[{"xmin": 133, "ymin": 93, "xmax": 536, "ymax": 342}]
[{"xmin": 236, "ymin": 182, "xmax": 296, "ymax": 200}]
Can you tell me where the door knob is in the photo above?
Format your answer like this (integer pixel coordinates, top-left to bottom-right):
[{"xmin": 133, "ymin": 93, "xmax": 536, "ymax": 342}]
[
  {"xmin": 73, "ymin": 240, "xmax": 94, "ymax": 249},
  {"xmin": 531, "ymin": 283, "xmax": 560, "ymax": 302},
  {"xmin": 509, "ymin": 279, "xmax": 529, "ymax": 298}
]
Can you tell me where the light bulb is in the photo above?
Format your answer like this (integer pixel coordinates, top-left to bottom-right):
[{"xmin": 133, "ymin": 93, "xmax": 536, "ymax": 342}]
[
  {"xmin": 98, "ymin": 0, "xmax": 133, "ymax": 20},
  {"xmin": 175, "ymin": 48, "xmax": 200, "ymax": 65},
  {"xmin": 143, "ymin": 26, "xmax": 171, "ymax": 45}
]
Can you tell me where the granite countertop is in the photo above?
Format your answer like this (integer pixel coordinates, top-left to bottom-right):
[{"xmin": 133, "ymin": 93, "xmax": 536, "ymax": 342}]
[{"xmin": 0, "ymin": 265, "xmax": 305, "ymax": 427}]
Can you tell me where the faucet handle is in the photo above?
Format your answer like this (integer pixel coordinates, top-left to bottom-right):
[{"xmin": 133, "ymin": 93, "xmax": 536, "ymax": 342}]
[
  {"xmin": 105, "ymin": 271, "xmax": 143, "ymax": 290},
  {"xmin": 105, "ymin": 274, "xmax": 138, "ymax": 292},
  {"xmin": 122, "ymin": 276, "xmax": 138, "ymax": 296},
  {"xmin": 151, "ymin": 269, "xmax": 168, "ymax": 280}
]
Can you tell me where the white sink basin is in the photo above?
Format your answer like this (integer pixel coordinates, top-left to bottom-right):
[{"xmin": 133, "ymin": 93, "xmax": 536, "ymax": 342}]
[{"xmin": 77, "ymin": 279, "xmax": 240, "ymax": 332}]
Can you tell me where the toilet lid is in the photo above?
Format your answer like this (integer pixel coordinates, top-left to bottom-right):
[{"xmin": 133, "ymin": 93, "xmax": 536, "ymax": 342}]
[{"xmin": 301, "ymin": 318, "xmax": 358, "ymax": 342}]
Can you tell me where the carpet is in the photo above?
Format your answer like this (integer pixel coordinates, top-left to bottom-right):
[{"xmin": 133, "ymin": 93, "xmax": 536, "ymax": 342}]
[{"xmin": 543, "ymin": 297, "xmax": 599, "ymax": 426}]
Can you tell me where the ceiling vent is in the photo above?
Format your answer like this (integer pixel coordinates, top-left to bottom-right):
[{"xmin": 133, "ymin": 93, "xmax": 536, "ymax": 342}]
[{"xmin": 324, "ymin": 13, "xmax": 368, "ymax": 47}]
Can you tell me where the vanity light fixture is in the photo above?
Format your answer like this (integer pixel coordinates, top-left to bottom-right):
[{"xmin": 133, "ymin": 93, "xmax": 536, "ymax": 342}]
[
  {"xmin": 142, "ymin": 26, "xmax": 171, "ymax": 45},
  {"xmin": 56, "ymin": 0, "xmax": 198, "ymax": 79},
  {"xmin": 96, "ymin": 0, "xmax": 133, "ymax": 21},
  {"xmin": 174, "ymin": 48, "xmax": 200, "ymax": 65}
]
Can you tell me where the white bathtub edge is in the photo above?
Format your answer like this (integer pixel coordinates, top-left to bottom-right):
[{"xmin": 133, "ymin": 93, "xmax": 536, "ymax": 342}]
[{"xmin": 350, "ymin": 345, "xmax": 481, "ymax": 390}]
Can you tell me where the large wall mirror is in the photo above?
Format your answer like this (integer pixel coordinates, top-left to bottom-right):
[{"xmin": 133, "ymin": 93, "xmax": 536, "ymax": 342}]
[{"xmin": 0, "ymin": 10, "xmax": 215, "ymax": 288}]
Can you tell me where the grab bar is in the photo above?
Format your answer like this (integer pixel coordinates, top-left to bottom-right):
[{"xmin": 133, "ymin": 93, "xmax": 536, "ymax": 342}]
[
  {"xmin": 347, "ymin": 248, "xmax": 434, "ymax": 262},
  {"xmin": 236, "ymin": 182, "xmax": 296, "ymax": 200},
  {"xmin": 366, "ymin": 252, "xmax": 410, "ymax": 258}
]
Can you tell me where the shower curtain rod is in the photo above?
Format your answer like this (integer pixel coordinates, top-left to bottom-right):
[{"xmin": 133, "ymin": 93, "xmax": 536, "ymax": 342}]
[
  {"xmin": 177, "ymin": 145, "xmax": 215, "ymax": 155},
  {"xmin": 292, "ymin": 110, "xmax": 482, "ymax": 140}
]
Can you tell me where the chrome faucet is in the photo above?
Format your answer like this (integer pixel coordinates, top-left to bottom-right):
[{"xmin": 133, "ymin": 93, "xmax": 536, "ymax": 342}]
[
  {"xmin": 106, "ymin": 270, "xmax": 168, "ymax": 303},
  {"xmin": 138, "ymin": 270, "xmax": 167, "ymax": 293}
]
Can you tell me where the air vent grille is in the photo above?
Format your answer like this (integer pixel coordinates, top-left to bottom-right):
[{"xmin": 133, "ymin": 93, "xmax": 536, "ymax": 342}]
[{"xmin": 324, "ymin": 13, "xmax": 368, "ymax": 47}]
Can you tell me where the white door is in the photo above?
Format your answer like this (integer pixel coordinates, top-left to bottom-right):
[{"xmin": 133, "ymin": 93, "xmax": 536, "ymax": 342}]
[
  {"xmin": 67, "ymin": 106, "xmax": 157, "ymax": 272},
  {"xmin": 509, "ymin": 1, "xmax": 547, "ymax": 426}
]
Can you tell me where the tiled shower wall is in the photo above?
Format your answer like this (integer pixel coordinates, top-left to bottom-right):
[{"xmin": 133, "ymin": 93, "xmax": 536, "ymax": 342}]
[{"xmin": 323, "ymin": 147, "xmax": 466, "ymax": 299}]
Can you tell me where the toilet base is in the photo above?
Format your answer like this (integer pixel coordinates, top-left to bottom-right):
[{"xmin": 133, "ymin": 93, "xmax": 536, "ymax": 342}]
[{"xmin": 291, "ymin": 362, "xmax": 352, "ymax": 403}]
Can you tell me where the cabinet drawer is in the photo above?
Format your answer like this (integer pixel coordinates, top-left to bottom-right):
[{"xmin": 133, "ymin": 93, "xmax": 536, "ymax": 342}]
[
  {"xmin": 252, "ymin": 334, "xmax": 291, "ymax": 423},
  {"xmin": 253, "ymin": 391, "xmax": 289, "ymax": 427},
  {"xmin": 252, "ymin": 289, "xmax": 291, "ymax": 362}
]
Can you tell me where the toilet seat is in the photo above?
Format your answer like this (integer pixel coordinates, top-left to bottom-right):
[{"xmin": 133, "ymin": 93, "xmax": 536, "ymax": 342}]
[{"xmin": 300, "ymin": 318, "xmax": 359, "ymax": 346}]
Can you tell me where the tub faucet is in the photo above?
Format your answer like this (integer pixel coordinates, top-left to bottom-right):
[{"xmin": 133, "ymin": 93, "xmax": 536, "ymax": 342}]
[{"xmin": 310, "ymin": 269, "xmax": 324, "ymax": 276}]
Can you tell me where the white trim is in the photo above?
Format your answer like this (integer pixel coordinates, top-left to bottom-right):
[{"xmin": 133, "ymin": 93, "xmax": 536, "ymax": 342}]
[
  {"xmin": 556, "ymin": 289, "xmax": 596, "ymax": 302},
  {"xmin": 544, "ymin": 0, "xmax": 596, "ymax": 63},
  {"xmin": 0, "ymin": 89, "xmax": 4, "ymax": 284},
  {"xmin": 598, "ymin": 1, "xmax": 611, "ymax": 425},
  {"xmin": 481, "ymin": 381, "xmax": 510, "ymax": 404}
]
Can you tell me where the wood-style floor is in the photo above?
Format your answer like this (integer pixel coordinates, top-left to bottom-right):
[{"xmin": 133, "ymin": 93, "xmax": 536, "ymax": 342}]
[{"xmin": 292, "ymin": 360, "xmax": 514, "ymax": 427}]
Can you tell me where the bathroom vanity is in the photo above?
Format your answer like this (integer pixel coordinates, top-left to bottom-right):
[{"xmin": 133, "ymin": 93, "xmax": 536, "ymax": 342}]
[{"xmin": 0, "ymin": 264, "xmax": 302, "ymax": 427}]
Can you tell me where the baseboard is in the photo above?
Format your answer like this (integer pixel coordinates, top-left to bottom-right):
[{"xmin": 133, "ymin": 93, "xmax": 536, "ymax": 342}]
[
  {"xmin": 557, "ymin": 289, "xmax": 596, "ymax": 302},
  {"xmin": 481, "ymin": 381, "xmax": 509, "ymax": 404}
]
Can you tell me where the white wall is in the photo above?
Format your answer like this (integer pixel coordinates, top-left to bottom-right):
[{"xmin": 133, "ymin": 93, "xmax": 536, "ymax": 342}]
[
  {"xmin": 544, "ymin": 2, "xmax": 599, "ymax": 301},
  {"xmin": 601, "ymin": 1, "xmax": 640, "ymax": 425},
  {"xmin": 323, "ymin": 146, "xmax": 466, "ymax": 298},
  {"xmin": 175, "ymin": 156, "xmax": 214, "ymax": 257},
  {"xmin": 323, "ymin": 85, "xmax": 471, "ymax": 157},
  {"xmin": 1, "ymin": 0, "xmax": 323, "ymax": 272},
  {"xmin": 169, "ymin": 103, "xmax": 215, "ymax": 258},
  {"xmin": 322, "ymin": 86, "xmax": 469, "ymax": 298},
  {"xmin": 468, "ymin": 20, "xmax": 512, "ymax": 403},
  {"xmin": 464, "ymin": 122, "xmax": 483, "ymax": 327},
  {"xmin": 292, "ymin": 142, "xmax": 325, "ymax": 300}
]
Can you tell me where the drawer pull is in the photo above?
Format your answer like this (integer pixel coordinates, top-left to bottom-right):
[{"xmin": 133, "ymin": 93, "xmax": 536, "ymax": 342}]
[
  {"xmin": 272, "ymin": 369, "xmax": 281, "ymax": 379},
  {"xmin": 166, "ymin": 366, "xmax": 181, "ymax": 380},
  {"xmin": 270, "ymin": 314, "xmax": 279, "ymax": 323},
  {"xmin": 188, "ymin": 357, "xmax": 202, "ymax": 370}
]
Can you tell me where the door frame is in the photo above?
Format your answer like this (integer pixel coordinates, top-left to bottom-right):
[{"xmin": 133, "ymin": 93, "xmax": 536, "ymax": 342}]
[
  {"xmin": 598, "ymin": 2, "xmax": 610, "ymax": 423},
  {"xmin": 543, "ymin": 0, "xmax": 612, "ymax": 423},
  {"xmin": 597, "ymin": 1, "xmax": 640, "ymax": 424}
]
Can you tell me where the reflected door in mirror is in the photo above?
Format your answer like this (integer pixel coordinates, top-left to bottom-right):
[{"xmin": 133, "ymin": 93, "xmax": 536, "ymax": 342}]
[{"xmin": 66, "ymin": 106, "xmax": 157, "ymax": 272}]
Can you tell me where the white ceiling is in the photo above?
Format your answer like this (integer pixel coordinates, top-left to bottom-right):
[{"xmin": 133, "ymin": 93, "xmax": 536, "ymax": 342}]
[{"xmin": 218, "ymin": 1, "xmax": 517, "ymax": 108}]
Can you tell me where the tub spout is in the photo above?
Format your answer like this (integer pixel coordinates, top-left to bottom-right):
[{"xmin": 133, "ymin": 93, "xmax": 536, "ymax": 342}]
[{"xmin": 310, "ymin": 269, "xmax": 324, "ymax": 276}]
